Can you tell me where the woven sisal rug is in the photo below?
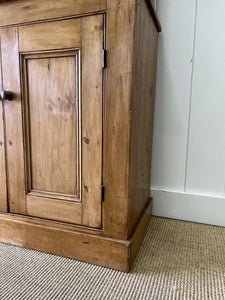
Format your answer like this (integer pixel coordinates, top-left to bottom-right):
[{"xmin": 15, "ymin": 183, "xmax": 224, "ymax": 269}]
[{"xmin": 1, "ymin": 217, "xmax": 225, "ymax": 299}]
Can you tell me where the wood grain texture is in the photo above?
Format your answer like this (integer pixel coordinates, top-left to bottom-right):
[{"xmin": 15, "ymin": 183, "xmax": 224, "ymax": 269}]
[
  {"xmin": 1, "ymin": 27, "xmax": 26, "ymax": 214},
  {"xmin": 129, "ymin": 199, "xmax": 152, "ymax": 268},
  {"xmin": 0, "ymin": 0, "xmax": 106, "ymax": 27},
  {"xmin": 28, "ymin": 190, "xmax": 78, "ymax": 202},
  {"xmin": 24, "ymin": 53, "xmax": 79, "ymax": 196},
  {"xmin": 2, "ymin": 16, "xmax": 104, "ymax": 227},
  {"xmin": 19, "ymin": 19, "xmax": 81, "ymax": 52},
  {"xmin": 26, "ymin": 196, "xmax": 82, "ymax": 224},
  {"xmin": 0, "ymin": 0, "xmax": 160, "ymax": 271},
  {"xmin": 0, "ymin": 213, "xmax": 130, "ymax": 272},
  {"xmin": 103, "ymin": 0, "xmax": 136, "ymax": 240},
  {"xmin": 128, "ymin": 0, "xmax": 158, "ymax": 237},
  {"xmin": 0, "ymin": 213, "xmax": 103, "ymax": 235},
  {"xmin": 0, "ymin": 39, "xmax": 7, "ymax": 212},
  {"xmin": 0, "ymin": 199, "xmax": 151, "ymax": 271},
  {"xmin": 81, "ymin": 15, "xmax": 103, "ymax": 228}
]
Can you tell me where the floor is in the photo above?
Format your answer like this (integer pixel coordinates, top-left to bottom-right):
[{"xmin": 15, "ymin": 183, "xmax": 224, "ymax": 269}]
[{"xmin": 1, "ymin": 217, "xmax": 225, "ymax": 299}]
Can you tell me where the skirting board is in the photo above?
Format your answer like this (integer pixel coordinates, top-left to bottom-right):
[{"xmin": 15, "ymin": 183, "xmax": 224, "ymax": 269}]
[{"xmin": 151, "ymin": 188, "xmax": 225, "ymax": 227}]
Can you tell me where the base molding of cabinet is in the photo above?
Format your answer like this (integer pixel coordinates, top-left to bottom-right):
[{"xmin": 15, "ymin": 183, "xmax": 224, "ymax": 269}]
[{"xmin": 0, "ymin": 200, "xmax": 152, "ymax": 272}]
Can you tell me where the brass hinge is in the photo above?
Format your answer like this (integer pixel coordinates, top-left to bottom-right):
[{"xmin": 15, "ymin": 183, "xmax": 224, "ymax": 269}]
[{"xmin": 102, "ymin": 49, "xmax": 107, "ymax": 69}]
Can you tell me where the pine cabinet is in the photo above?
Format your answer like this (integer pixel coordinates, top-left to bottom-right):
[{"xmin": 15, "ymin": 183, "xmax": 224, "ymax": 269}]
[{"xmin": 0, "ymin": 0, "xmax": 160, "ymax": 272}]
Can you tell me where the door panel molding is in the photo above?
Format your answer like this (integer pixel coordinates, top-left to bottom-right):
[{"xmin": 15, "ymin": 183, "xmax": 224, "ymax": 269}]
[
  {"xmin": 28, "ymin": 190, "xmax": 80, "ymax": 203},
  {"xmin": 20, "ymin": 49, "xmax": 81, "ymax": 199}
]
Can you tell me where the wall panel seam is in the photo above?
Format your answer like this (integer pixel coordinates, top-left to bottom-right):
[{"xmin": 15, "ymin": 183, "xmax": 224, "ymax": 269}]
[{"xmin": 184, "ymin": 0, "xmax": 198, "ymax": 192}]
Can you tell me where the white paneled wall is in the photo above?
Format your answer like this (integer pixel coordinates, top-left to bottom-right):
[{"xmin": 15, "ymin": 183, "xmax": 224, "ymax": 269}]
[
  {"xmin": 151, "ymin": 0, "xmax": 196, "ymax": 190},
  {"xmin": 185, "ymin": 0, "xmax": 225, "ymax": 196},
  {"xmin": 151, "ymin": 0, "xmax": 225, "ymax": 226}
]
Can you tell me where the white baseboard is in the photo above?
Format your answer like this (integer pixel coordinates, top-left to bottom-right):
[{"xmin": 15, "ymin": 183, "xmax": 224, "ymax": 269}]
[{"xmin": 151, "ymin": 188, "xmax": 225, "ymax": 227}]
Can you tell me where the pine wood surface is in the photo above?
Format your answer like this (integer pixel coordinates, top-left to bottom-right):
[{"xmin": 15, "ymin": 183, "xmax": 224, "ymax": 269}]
[
  {"xmin": 128, "ymin": 0, "xmax": 159, "ymax": 237},
  {"xmin": 26, "ymin": 196, "xmax": 82, "ymax": 224},
  {"xmin": 5, "ymin": 15, "xmax": 103, "ymax": 227},
  {"xmin": 1, "ymin": 27, "xmax": 26, "ymax": 214},
  {"xmin": 81, "ymin": 15, "xmax": 103, "ymax": 228},
  {"xmin": 19, "ymin": 19, "xmax": 82, "ymax": 51},
  {"xmin": 0, "ymin": 51, "xmax": 7, "ymax": 212},
  {"xmin": 25, "ymin": 54, "xmax": 78, "ymax": 195},
  {"xmin": 0, "ymin": 212, "xmax": 130, "ymax": 271},
  {"xmin": 0, "ymin": 200, "xmax": 151, "ymax": 272},
  {"xmin": 0, "ymin": 0, "xmax": 106, "ymax": 27},
  {"xmin": 0, "ymin": 0, "xmax": 160, "ymax": 271},
  {"xmin": 0, "ymin": 0, "xmax": 161, "ymax": 33},
  {"xmin": 103, "ymin": 0, "xmax": 137, "ymax": 240},
  {"xmin": 129, "ymin": 198, "xmax": 152, "ymax": 268}
]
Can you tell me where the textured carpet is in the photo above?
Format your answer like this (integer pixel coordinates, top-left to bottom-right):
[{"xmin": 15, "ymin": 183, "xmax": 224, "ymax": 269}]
[{"xmin": 1, "ymin": 217, "xmax": 225, "ymax": 299}]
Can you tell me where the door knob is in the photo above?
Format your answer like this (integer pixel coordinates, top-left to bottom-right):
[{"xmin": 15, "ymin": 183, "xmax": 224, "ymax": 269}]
[{"xmin": 1, "ymin": 90, "xmax": 13, "ymax": 101}]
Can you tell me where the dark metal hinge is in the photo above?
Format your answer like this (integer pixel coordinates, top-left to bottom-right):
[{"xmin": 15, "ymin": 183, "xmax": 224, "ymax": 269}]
[
  {"xmin": 102, "ymin": 49, "xmax": 107, "ymax": 69},
  {"xmin": 101, "ymin": 185, "xmax": 105, "ymax": 202}
]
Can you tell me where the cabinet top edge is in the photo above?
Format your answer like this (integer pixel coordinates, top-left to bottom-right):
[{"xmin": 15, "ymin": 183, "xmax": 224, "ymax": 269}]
[
  {"xmin": 145, "ymin": 0, "xmax": 161, "ymax": 32},
  {"xmin": 0, "ymin": 0, "xmax": 161, "ymax": 32},
  {"xmin": 0, "ymin": 0, "xmax": 106, "ymax": 27}
]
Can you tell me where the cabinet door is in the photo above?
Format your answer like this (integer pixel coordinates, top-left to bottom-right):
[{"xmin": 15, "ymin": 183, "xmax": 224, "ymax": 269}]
[{"xmin": 1, "ymin": 15, "xmax": 103, "ymax": 228}]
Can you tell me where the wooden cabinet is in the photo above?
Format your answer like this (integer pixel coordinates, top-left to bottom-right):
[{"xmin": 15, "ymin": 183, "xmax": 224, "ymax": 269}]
[
  {"xmin": 0, "ymin": 0, "xmax": 161, "ymax": 272},
  {"xmin": 2, "ymin": 16, "xmax": 103, "ymax": 227}
]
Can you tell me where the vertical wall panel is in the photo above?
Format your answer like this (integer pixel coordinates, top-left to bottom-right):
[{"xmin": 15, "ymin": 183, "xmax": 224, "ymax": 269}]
[
  {"xmin": 185, "ymin": 0, "xmax": 225, "ymax": 196},
  {"xmin": 151, "ymin": 0, "xmax": 196, "ymax": 190}
]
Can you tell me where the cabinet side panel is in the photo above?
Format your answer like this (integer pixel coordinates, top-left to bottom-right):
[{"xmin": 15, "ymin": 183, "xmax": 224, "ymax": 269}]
[
  {"xmin": 0, "ymin": 30, "xmax": 7, "ymax": 212},
  {"xmin": 128, "ymin": 0, "xmax": 159, "ymax": 237},
  {"xmin": 104, "ymin": 0, "xmax": 136, "ymax": 239}
]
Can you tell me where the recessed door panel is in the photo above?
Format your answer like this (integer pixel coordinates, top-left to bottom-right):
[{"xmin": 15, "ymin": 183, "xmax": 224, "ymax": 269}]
[
  {"xmin": 22, "ymin": 51, "xmax": 80, "ymax": 198},
  {"xmin": 1, "ymin": 15, "xmax": 104, "ymax": 227}
]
